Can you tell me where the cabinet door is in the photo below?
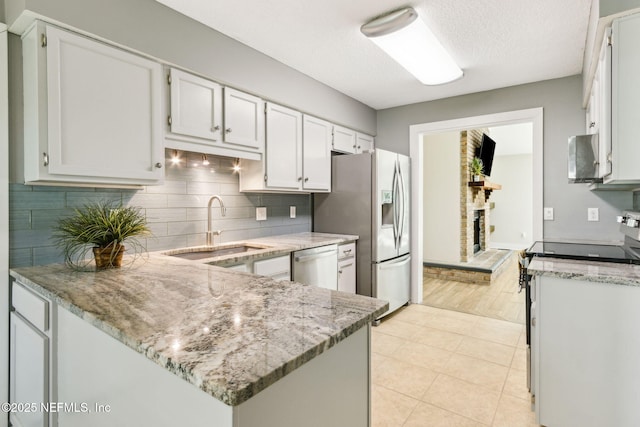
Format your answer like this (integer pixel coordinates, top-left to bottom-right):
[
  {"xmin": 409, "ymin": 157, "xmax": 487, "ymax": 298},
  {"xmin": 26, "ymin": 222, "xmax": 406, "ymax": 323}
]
[
  {"xmin": 169, "ymin": 68, "xmax": 222, "ymax": 142},
  {"xmin": 223, "ymin": 87, "xmax": 264, "ymax": 151},
  {"xmin": 355, "ymin": 133, "xmax": 375, "ymax": 154},
  {"xmin": 332, "ymin": 125, "xmax": 356, "ymax": 154},
  {"xmin": 265, "ymin": 103, "xmax": 302, "ymax": 190},
  {"xmin": 599, "ymin": 28, "xmax": 612, "ymax": 179},
  {"xmin": 10, "ymin": 312, "xmax": 49, "ymax": 427},
  {"xmin": 302, "ymin": 115, "xmax": 331, "ymax": 192},
  {"xmin": 338, "ymin": 258, "xmax": 356, "ymax": 294},
  {"xmin": 42, "ymin": 24, "xmax": 163, "ymax": 182}
]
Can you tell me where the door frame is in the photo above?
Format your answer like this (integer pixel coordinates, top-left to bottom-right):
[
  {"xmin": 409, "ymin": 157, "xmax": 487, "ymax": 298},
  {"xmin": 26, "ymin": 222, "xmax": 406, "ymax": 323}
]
[
  {"xmin": 409, "ymin": 107, "xmax": 543, "ymax": 304},
  {"xmin": 1, "ymin": 22, "xmax": 10, "ymax": 427}
]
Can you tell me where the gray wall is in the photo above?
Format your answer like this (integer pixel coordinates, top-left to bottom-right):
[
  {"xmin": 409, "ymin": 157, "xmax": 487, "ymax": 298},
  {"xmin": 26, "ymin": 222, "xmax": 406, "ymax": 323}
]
[
  {"xmin": 9, "ymin": 151, "xmax": 311, "ymax": 268},
  {"xmin": 377, "ymin": 76, "xmax": 633, "ymax": 242},
  {"xmin": 4, "ymin": 0, "xmax": 375, "ymax": 134}
]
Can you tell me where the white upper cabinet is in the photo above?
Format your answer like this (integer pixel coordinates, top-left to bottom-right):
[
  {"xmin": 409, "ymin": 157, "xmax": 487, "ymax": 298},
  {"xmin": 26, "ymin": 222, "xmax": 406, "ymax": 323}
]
[
  {"xmin": 239, "ymin": 105, "xmax": 332, "ymax": 193},
  {"xmin": 302, "ymin": 115, "xmax": 331, "ymax": 192},
  {"xmin": 22, "ymin": 21, "xmax": 164, "ymax": 187},
  {"xmin": 265, "ymin": 102, "xmax": 303, "ymax": 189},
  {"xmin": 168, "ymin": 68, "xmax": 223, "ymax": 142},
  {"xmin": 355, "ymin": 132, "xmax": 375, "ymax": 153},
  {"xmin": 165, "ymin": 70, "xmax": 264, "ymax": 160},
  {"xmin": 332, "ymin": 125, "xmax": 356, "ymax": 154},
  {"xmin": 223, "ymin": 87, "xmax": 265, "ymax": 152}
]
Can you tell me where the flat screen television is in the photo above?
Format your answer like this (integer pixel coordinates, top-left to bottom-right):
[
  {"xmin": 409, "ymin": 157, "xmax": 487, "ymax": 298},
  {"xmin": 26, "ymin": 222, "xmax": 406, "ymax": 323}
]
[{"xmin": 476, "ymin": 133, "xmax": 496, "ymax": 177}]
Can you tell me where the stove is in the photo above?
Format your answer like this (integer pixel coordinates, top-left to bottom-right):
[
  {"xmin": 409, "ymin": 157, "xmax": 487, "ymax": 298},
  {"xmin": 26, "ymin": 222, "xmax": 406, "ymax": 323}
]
[{"xmin": 525, "ymin": 241, "xmax": 640, "ymax": 265}]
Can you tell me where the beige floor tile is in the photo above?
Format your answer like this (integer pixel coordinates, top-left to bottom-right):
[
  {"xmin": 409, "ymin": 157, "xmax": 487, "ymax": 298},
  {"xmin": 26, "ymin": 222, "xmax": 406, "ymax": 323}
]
[
  {"xmin": 389, "ymin": 304, "xmax": 433, "ymax": 325},
  {"xmin": 511, "ymin": 347, "xmax": 527, "ymax": 371},
  {"xmin": 376, "ymin": 318, "xmax": 423, "ymax": 340},
  {"xmin": 503, "ymin": 367, "xmax": 530, "ymax": 401},
  {"xmin": 372, "ymin": 355, "xmax": 438, "ymax": 399},
  {"xmin": 492, "ymin": 394, "xmax": 539, "ymax": 427},
  {"xmin": 423, "ymin": 374, "xmax": 501, "ymax": 425},
  {"xmin": 403, "ymin": 402, "xmax": 486, "ymax": 427},
  {"xmin": 468, "ymin": 317, "xmax": 522, "ymax": 346},
  {"xmin": 420, "ymin": 313, "xmax": 477, "ymax": 336},
  {"xmin": 371, "ymin": 384, "xmax": 419, "ymax": 427},
  {"xmin": 392, "ymin": 341, "xmax": 453, "ymax": 372},
  {"xmin": 372, "ymin": 330, "xmax": 405, "ymax": 356},
  {"xmin": 456, "ymin": 336, "xmax": 515, "ymax": 367},
  {"xmin": 517, "ymin": 329, "xmax": 527, "ymax": 349},
  {"xmin": 413, "ymin": 325, "xmax": 465, "ymax": 351},
  {"xmin": 442, "ymin": 353, "xmax": 509, "ymax": 392}
]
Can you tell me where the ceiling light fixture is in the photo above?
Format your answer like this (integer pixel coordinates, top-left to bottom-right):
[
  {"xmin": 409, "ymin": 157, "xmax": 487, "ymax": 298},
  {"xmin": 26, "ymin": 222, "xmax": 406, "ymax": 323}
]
[{"xmin": 361, "ymin": 7, "xmax": 463, "ymax": 85}]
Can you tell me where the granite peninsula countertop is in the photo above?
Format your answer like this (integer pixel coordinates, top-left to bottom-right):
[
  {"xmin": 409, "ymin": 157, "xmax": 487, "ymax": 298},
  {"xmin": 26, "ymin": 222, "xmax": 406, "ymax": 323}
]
[
  {"xmin": 528, "ymin": 256, "xmax": 640, "ymax": 287},
  {"xmin": 9, "ymin": 233, "xmax": 386, "ymax": 407}
]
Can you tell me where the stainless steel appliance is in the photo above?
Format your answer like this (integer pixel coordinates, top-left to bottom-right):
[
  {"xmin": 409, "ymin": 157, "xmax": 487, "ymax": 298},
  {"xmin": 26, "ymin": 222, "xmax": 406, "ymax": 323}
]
[
  {"xmin": 522, "ymin": 225, "xmax": 640, "ymax": 397},
  {"xmin": 314, "ymin": 149, "xmax": 410, "ymax": 319},
  {"xmin": 292, "ymin": 245, "xmax": 338, "ymax": 290}
]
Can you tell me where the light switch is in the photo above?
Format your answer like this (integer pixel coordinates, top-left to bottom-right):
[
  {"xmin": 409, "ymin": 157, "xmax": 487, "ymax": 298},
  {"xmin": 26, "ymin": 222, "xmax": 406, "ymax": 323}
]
[
  {"xmin": 588, "ymin": 207, "xmax": 599, "ymax": 222},
  {"xmin": 256, "ymin": 207, "xmax": 267, "ymax": 221},
  {"xmin": 544, "ymin": 207, "xmax": 554, "ymax": 221},
  {"xmin": 290, "ymin": 206, "xmax": 296, "ymax": 218}
]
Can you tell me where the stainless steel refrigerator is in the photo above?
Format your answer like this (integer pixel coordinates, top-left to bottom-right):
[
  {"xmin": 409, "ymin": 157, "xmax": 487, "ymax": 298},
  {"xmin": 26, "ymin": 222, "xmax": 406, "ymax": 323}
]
[{"xmin": 314, "ymin": 149, "xmax": 410, "ymax": 319}]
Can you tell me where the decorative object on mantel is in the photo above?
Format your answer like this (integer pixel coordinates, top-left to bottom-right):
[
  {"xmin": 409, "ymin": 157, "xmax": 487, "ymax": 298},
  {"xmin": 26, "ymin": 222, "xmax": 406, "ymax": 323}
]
[
  {"xmin": 468, "ymin": 180, "xmax": 502, "ymax": 200},
  {"xmin": 53, "ymin": 201, "xmax": 150, "ymax": 271},
  {"xmin": 469, "ymin": 157, "xmax": 484, "ymax": 182}
]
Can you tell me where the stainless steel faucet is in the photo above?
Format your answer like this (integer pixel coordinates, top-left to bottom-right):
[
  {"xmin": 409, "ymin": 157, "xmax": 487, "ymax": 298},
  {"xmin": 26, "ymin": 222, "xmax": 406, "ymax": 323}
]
[{"xmin": 206, "ymin": 195, "xmax": 226, "ymax": 246}]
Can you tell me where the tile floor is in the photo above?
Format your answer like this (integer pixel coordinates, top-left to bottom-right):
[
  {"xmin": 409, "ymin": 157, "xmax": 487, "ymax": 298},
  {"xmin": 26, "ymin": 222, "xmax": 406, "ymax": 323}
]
[{"xmin": 371, "ymin": 304, "xmax": 539, "ymax": 427}]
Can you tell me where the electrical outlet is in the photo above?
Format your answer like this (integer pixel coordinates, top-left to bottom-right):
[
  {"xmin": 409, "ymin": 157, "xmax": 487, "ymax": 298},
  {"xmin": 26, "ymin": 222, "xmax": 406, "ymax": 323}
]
[
  {"xmin": 588, "ymin": 207, "xmax": 599, "ymax": 222},
  {"xmin": 290, "ymin": 206, "xmax": 296, "ymax": 218},
  {"xmin": 544, "ymin": 207, "xmax": 554, "ymax": 221},
  {"xmin": 256, "ymin": 207, "xmax": 267, "ymax": 221}
]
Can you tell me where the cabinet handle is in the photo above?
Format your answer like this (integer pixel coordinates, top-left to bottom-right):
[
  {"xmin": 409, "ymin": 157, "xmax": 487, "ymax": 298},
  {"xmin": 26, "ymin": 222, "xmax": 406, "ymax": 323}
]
[
  {"xmin": 531, "ymin": 317, "xmax": 536, "ymax": 327},
  {"xmin": 589, "ymin": 121, "xmax": 596, "ymax": 128},
  {"xmin": 338, "ymin": 269, "xmax": 343, "ymax": 274},
  {"xmin": 225, "ymin": 128, "xmax": 232, "ymax": 133},
  {"xmin": 343, "ymin": 249, "xmax": 352, "ymax": 255},
  {"xmin": 155, "ymin": 162, "xmax": 163, "ymax": 169},
  {"xmin": 42, "ymin": 152, "xmax": 49, "ymax": 167},
  {"xmin": 213, "ymin": 125, "xmax": 220, "ymax": 131},
  {"xmin": 357, "ymin": 145, "xmax": 361, "ymax": 149},
  {"xmin": 304, "ymin": 177, "xmax": 309, "ymax": 182},
  {"xmin": 298, "ymin": 177, "xmax": 302, "ymax": 181},
  {"xmin": 352, "ymin": 145, "xmax": 357, "ymax": 149},
  {"xmin": 607, "ymin": 152, "xmax": 612, "ymax": 162}
]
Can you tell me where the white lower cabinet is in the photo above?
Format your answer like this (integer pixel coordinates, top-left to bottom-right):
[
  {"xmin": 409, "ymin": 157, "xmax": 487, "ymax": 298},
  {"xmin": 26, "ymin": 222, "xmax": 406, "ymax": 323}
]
[
  {"xmin": 10, "ymin": 281, "xmax": 54, "ymax": 427},
  {"xmin": 533, "ymin": 275, "xmax": 640, "ymax": 426},
  {"xmin": 338, "ymin": 243, "xmax": 356, "ymax": 294},
  {"xmin": 22, "ymin": 21, "xmax": 164, "ymax": 187}
]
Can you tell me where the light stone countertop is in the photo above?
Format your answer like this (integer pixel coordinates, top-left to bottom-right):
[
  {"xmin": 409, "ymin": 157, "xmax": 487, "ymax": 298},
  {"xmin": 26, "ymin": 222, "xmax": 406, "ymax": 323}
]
[
  {"xmin": 528, "ymin": 256, "xmax": 640, "ymax": 287},
  {"xmin": 9, "ymin": 232, "xmax": 386, "ymax": 406}
]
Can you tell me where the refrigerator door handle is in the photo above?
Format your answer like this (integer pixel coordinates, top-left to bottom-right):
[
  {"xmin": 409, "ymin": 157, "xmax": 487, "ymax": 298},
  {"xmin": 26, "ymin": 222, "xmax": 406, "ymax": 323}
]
[
  {"xmin": 398, "ymin": 163, "xmax": 406, "ymax": 246},
  {"xmin": 379, "ymin": 254, "xmax": 411, "ymax": 269},
  {"xmin": 392, "ymin": 162, "xmax": 399, "ymax": 248}
]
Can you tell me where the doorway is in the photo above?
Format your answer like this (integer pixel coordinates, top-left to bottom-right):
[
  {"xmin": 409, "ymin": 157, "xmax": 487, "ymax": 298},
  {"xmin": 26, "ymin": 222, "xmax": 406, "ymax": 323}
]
[{"xmin": 408, "ymin": 108, "xmax": 543, "ymax": 305}]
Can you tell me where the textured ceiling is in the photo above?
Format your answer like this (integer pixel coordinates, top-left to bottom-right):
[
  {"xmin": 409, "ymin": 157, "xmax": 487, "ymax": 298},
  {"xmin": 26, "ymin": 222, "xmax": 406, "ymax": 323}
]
[{"xmin": 155, "ymin": 0, "xmax": 592, "ymax": 110}]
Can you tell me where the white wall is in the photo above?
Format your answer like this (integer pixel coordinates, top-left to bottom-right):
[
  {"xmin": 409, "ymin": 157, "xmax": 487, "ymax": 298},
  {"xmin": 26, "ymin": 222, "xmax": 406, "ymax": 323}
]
[
  {"xmin": 423, "ymin": 131, "xmax": 460, "ymax": 263},
  {"xmin": 490, "ymin": 154, "xmax": 533, "ymax": 250}
]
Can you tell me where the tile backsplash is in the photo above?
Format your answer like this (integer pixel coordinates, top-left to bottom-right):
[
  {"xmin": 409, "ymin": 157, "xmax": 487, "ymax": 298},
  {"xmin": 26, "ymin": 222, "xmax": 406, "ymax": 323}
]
[{"xmin": 9, "ymin": 151, "xmax": 311, "ymax": 267}]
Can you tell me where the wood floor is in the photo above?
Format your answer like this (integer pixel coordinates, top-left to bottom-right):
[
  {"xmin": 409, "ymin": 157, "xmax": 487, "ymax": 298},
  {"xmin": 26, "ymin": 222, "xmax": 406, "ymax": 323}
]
[{"xmin": 422, "ymin": 252, "xmax": 525, "ymax": 324}]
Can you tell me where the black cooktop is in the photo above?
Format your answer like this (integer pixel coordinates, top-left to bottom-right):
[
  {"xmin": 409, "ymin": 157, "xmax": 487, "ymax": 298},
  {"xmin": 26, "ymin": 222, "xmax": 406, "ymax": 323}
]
[{"xmin": 526, "ymin": 241, "xmax": 640, "ymax": 265}]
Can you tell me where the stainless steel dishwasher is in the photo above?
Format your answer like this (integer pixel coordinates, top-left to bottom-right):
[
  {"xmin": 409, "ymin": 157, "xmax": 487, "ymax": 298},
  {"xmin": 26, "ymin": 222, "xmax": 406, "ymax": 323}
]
[{"xmin": 292, "ymin": 245, "xmax": 338, "ymax": 290}]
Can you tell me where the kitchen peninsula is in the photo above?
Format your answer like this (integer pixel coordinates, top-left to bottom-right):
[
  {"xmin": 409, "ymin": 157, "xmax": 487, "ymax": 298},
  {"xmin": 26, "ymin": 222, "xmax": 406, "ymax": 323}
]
[{"xmin": 9, "ymin": 235, "xmax": 387, "ymax": 427}]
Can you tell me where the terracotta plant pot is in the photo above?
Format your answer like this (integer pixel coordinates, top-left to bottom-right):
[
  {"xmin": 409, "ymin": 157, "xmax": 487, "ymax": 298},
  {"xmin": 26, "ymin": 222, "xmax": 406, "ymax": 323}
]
[{"xmin": 93, "ymin": 244, "xmax": 125, "ymax": 270}]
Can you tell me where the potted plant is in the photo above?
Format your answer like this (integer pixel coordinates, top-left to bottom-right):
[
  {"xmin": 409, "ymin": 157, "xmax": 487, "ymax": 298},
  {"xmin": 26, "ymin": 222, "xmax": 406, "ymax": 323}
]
[
  {"xmin": 53, "ymin": 201, "xmax": 150, "ymax": 270},
  {"xmin": 470, "ymin": 157, "xmax": 484, "ymax": 182}
]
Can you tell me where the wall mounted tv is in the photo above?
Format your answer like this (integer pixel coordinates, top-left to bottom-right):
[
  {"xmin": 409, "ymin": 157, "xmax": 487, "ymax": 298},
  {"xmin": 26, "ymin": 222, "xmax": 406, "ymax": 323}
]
[{"xmin": 476, "ymin": 133, "xmax": 496, "ymax": 177}]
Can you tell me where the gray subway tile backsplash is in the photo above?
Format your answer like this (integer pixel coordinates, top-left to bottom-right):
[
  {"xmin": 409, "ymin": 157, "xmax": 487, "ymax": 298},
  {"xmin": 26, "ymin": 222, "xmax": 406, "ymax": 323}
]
[{"xmin": 9, "ymin": 151, "xmax": 311, "ymax": 267}]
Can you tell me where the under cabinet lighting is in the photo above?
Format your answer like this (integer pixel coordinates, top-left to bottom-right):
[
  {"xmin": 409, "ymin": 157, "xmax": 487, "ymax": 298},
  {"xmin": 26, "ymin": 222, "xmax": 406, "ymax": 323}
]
[
  {"xmin": 361, "ymin": 7, "xmax": 463, "ymax": 85},
  {"xmin": 202, "ymin": 154, "xmax": 210, "ymax": 166},
  {"xmin": 170, "ymin": 150, "xmax": 181, "ymax": 165},
  {"xmin": 232, "ymin": 159, "xmax": 241, "ymax": 173}
]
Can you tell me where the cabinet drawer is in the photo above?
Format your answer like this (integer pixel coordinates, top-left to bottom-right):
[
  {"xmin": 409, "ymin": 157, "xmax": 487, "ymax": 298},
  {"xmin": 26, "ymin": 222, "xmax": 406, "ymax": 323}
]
[
  {"xmin": 12, "ymin": 282, "xmax": 49, "ymax": 332},
  {"xmin": 338, "ymin": 242, "xmax": 356, "ymax": 260},
  {"xmin": 254, "ymin": 255, "xmax": 291, "ymax": 279}
]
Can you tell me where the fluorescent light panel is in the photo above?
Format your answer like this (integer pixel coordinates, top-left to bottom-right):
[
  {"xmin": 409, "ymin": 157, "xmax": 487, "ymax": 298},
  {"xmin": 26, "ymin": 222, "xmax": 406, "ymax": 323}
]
[{"xmin": 362, "ymin": 7, "xmax": 463, "ymax": 85}]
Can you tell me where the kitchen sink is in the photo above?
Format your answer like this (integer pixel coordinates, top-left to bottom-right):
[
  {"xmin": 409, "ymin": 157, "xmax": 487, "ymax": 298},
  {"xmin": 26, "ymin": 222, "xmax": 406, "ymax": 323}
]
[{"xmin": 166, "ymin": 244, "xmax": 272, "ymax": 260}]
